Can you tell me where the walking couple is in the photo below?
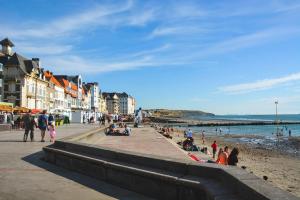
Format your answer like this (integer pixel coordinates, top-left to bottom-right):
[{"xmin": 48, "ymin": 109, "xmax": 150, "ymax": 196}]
[{"xmin": 23, "ymin": 110, "xmax": 56, "ymax": 142}]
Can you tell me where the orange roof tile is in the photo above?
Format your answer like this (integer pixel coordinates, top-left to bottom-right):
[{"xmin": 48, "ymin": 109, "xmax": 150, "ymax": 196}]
[
  {"xmin": 62, "ymin": 79, "xmax": 69, "ymax": 87},
  {"xmin": 44, "ymin": 71, "xmax": 63, "ymax": 88},
  {"xmin": 51, "ymin": 77, "xmax": 63, "ymax": 88},
  {"xmin": 71, "ymin": 83, "xmax": 78, "ymax": 91}
]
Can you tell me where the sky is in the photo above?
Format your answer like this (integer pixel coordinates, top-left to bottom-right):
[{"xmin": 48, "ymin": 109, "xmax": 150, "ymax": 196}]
[{"xmin": 1, "ymin": 0, "xmax": 300, "ymax": 114}]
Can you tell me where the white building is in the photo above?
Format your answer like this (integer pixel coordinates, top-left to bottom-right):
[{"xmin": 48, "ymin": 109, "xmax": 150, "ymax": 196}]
[
  {"xmin": 103, "ymin": 93, "xmax": 119, "ymax": 114},
  {"xmin": 98, "ymin": 93, "xmax": 107, "ymax": 114},
  {"xmin": 54, "ymin": 75, "xmax": 83, "ymax": 110},
  {"xmin": 119, "ymin": 92, "xmax": 136, "ymax": 115},
  {"xmin": 84, "ymin": 82, "xmax": 99, "ymax": 112},
  {"xmin": 102, "ymin": 92, "xmax": 135, "ymax": 115}
]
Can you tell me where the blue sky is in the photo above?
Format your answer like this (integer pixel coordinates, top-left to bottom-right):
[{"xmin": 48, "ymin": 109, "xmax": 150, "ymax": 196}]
[{"xmin": 1, "ymin": 0, "xmax": 300, "ymax": 114}]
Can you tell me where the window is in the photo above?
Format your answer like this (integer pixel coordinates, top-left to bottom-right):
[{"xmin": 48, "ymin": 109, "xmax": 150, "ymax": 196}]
[
  {"xmin": 0, "ymin": 63, "xmax": 3, "ymax": 71},
  {"xmin": 8, "ymin": 83, "xmax": 15, "ymax": 92},
  {"xmin": 16, "ymin": 84, "xmax": 20, "ymax": 92}
]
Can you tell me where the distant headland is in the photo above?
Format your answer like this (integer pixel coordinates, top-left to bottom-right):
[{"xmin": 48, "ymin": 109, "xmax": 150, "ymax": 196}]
[{"xmin": 145, "ymin": 109, "xmax": 215, "ymax": 118}]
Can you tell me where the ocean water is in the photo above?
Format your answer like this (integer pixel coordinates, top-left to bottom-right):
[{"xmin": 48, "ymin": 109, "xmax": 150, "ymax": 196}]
[
  {"xmin": 183, "ymin": 114, "xmax": 300, "ymax": 137},
  {"xmin": 185, "ymin": 114, "xmax": 300, "ymax": 122}
]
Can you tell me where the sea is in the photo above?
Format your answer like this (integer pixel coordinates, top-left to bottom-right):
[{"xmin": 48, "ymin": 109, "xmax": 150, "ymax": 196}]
[{"xmin": 183, "ymin": 114, "xmax": 300, "ymax": 137}]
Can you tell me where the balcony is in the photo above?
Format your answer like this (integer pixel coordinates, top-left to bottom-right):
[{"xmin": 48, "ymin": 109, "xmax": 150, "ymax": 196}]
[{"xmin": 27, "ymin": 91, "xmax": 34, "ymax": 97}]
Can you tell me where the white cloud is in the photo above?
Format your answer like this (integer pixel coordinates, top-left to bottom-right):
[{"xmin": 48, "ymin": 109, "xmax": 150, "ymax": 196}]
[
  {"xmin": 219, "ymin": 72, "xmax": 300, "ymax": 94},
  {"xmin": 128, "ymin": 44, "xmax": 170, "ymax": 57},
  {"xmin": 201, "ymin": 27, "xmax": 300, "ymax": 56},
  {"xmin": 43, "ymin": 55, "xmax": 157, "ymax": 74},
  {"xmin": 169, "ymin": 3, "xmax": 208, "ymax": 19},
  {"xmin": 127, "ymin": 9, "xmax": 157, "ymax": 26},
  {"xmin": 149, "ymin": 26, "xmax": 208, "ymax": 38},
  {"xmin": 15, "ymin": 42, "xmax": 73, "ymax": 55},
  {"xmin": 273, "ymin": 2, "xmax": 300, "ymax": 12},
  {"xmin": 0, "ymin": 0, "xmax": 141, "ymax": 39}
]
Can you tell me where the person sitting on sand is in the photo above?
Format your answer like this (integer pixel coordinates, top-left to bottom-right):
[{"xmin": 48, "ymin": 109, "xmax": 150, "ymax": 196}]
[
  {"xmin": 228, "ymin": 147, "xmax": 239, "ymax": 166},
  {"xmin": 216, "ymin": 148, "xmax": 223, "ymax": 163},
  {"xmin": 217, "ymin": 146, "xmax": 229, "ymax": 165}
]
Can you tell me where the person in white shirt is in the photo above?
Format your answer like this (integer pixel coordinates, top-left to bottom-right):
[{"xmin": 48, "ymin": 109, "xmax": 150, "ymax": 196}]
[
  {"xmin": 187, "ymin": 129, "xmax": 193, "ymax": 138},
  {"xmin": 123, "ymin": 124, "xmax": 131, "ymax": 136}
]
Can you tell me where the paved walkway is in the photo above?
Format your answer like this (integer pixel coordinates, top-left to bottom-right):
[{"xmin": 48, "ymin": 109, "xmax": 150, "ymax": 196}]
[
  {"xmin": 79, "ymin": 127, "xmax": 191, "ymax": 161},
  {"xmin": 0, "ymin": 124, "xmax": 153, "ymax": 200}
]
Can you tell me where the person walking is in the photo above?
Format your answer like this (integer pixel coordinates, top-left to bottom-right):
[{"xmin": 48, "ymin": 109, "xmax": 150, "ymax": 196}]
[
  {"xmin": 23, "ymin": 110, "xmax": 36, "ymax": 142},
  {"xmin": 211, "ymin": 140, "xmax": 218, "ymax": 159},
  {"xmin": 201, "ymin": 130, "xmax": 205, "ymax": 144},
  {"xmin": 48, "ymin": 122, "xmax": 56, "ymax": 142},
  {"xmin": 48, "ymin": 113, "xmax": 54, "ymax": 125},
  {"xmin": 38, "ymin": 110, "xmax": 48, "ymax": 142}
]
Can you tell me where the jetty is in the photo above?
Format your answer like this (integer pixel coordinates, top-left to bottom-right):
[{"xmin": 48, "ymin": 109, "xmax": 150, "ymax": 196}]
[{"xmin": 149, "ymin": 117, "xmax": 300, "ymax": 127}]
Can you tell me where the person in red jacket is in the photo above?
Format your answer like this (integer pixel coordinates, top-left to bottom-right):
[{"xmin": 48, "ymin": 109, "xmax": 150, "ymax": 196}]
[{"xmin": 211, "ymin": 140, "xmax": 218, "ymax": 159}]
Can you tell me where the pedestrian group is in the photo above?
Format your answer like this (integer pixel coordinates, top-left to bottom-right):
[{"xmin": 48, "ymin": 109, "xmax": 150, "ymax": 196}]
[{"xmin": 23, "ymin": 110, "xmax": 56, "ymax": 142}]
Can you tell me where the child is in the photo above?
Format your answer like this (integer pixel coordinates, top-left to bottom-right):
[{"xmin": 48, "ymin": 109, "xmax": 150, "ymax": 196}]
[
  {"xmin": 211, "ymin": 140, "xmax": 218, "ymax": 159},
  {"xmin": 48, "ymin": 122, "xmax": 56, "ymax": 142}
]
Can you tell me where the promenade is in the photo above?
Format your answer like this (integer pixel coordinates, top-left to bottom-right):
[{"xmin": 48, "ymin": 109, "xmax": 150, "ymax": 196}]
[
  {"xmin": 78, "ymin": 126, "xmax": 192, "ymax": 161},
  {"xmin": 0, "ymin": 124, "xmax": 153, "ymax": 200}
]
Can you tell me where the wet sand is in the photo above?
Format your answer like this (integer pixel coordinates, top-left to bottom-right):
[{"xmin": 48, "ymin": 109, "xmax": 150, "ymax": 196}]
[{"xmin": 166, "ymin": 129, "xmax": 300, "ymax": 197}]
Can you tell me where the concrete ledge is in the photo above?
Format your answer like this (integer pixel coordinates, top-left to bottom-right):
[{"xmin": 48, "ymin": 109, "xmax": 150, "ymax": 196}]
[{"xmin": 43, "ymin": 137, "xmax": 299, "ymax": 200}]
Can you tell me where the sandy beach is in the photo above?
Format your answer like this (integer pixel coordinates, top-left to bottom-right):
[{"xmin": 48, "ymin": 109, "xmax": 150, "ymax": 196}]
[{"xmin": 163, "ymin": 128, "xmax": 300, "ymax": 197}]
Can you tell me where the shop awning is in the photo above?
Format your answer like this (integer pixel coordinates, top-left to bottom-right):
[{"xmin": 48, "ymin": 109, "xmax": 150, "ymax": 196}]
[
  {"xmin": 31, "ymin": 109, "xmax": 42, "ymax": 114},
  {"xmin": 0, "ymin": 105, "xmax": 14, "ymax": 112},
  {"xmin": 13, "ymin": 106, "xmax": 30, "ymax": 113}
]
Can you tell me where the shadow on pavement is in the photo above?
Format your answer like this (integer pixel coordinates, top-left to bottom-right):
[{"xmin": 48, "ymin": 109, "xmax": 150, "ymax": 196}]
[
  {"xmin": 0, "ymin": 140, "xmax": 27, "ymax": 142},
  {"xmin": 22, "ymin": 151, "xmax": 153, "ymax": 200}
]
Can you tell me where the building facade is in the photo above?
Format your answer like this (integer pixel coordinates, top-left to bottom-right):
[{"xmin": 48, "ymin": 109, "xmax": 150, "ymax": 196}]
[
  {"xmin": 85, "ymin": 82, "xmax": 99, "ymax": 112},
  {"xmin": 102, "ymin": 92, "xmax": 135, "ymax": 115},
  {"xmin": 0, "ymin": 37, "xmax": 136, "ymax": 122},
  {"xmin": 98, "ymin": 93, "xmax": 107, "ymax": 114},
  {"xmin": 103, "ymin": 93, "xmax": 119, "ymax": 114},
  {"xmin": 0, "ymin": 38, "xmax": 15, "ymax": 102},
  {"xmin": 44, "ymin": 71, "xmax": 66, "ymax": 114},
  {"xmin": 2, "ymin": 50, "xmax": 48, "ymax": 110},
  {"xmin": 119, "ymin": 92, "xmax": 136, "ymax": 115}
]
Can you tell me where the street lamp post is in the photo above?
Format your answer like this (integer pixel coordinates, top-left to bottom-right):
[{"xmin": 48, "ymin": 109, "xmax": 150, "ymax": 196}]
[{"xmin": 275, "ymin": 101, "xmax": 279, "ymax": 144}]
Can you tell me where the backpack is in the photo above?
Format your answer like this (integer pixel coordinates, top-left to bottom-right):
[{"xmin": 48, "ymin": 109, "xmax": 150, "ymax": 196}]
[{"xmin": 38, "ymin": 115, "xmax": 46, "ymax": 128}]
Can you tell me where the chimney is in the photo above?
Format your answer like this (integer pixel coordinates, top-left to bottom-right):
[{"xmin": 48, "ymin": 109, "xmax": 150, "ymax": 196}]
[
  {"xmin": 32, "ymin": 58, "xmax": 40, "ymax": 67},
  {"xmin": 0, "ymin": 38, "xmax": 14, "ymax": 56}
]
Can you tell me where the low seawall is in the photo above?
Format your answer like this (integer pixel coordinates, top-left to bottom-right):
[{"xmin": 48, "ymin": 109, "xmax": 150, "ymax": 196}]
[{"xmin": 43, "ymin": 132, "xmax": 298, "ymax": 200}]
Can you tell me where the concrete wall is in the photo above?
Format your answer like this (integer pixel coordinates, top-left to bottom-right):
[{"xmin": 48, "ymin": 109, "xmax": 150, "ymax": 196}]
[{"xmin": 43, "ymin": 140, "xmax": 298, "ymax": 200}]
